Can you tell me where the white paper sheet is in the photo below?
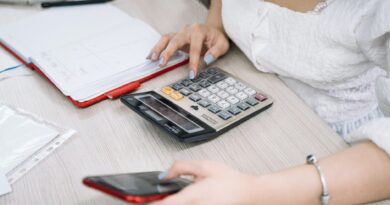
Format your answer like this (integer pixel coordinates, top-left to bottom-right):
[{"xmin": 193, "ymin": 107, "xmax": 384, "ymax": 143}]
[
  {"xmin": 0, "ymin": 169, "xmax": 11, "ymax": 196},
  {"xmin": 0, "ymin": 47, "xmax": 21, "ymax": 71}
]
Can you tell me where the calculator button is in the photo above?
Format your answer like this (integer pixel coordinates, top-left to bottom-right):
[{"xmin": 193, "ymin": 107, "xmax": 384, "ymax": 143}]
[
  {"xmin": 162, "ymin": 86, "xmax": 174, "ymax": 95},
  {"xmin": 217, "ymin": 100, "xmax": 230, "ymax": 109},
  {"xmin": 171, "ymin": 83, "xmax": 184, "ymax": 91},
  {"xmin": 191, "ymin": 77, "xmax": 203, "ymax": 83},
  {"xmin": 246, "ymin": 98, "xmax": 259, "ymax": 106},
  {"xmin": 224, "ymin": 77, "xmax": 237, "ymax": 85},
  {"xmin": 181, "ymin": 79, "xmax": 193, "ymax": 87},
  {"xmin": 255, "ymin": 93, "xmax": 268, "ymax": 102},
  {"xmin": 180, "ymin": 88, "xmax": 192, "ymax": 96},
  {"xmin": 208, "ymin": 73, "xmax": 227, "ymax": 84},
  {"xmin": 226, "ymin": 96, "xmax": 239, "ymax": 105},
  {"xmin": 218, "ymin": 111, "xmax": 232, "ymax": 120},
  {"xmin": 228, "ymin": 106, "xmax": 241, "ymax": 115},
  {"xmin": 235, "ymin": 92, "xmax": 249, "ymax": 100},
  {"xmin": 199, "ymin": 71, "xmax": 211, "ymax": 79},
  {"xmin": 208, "ymin": 105, "xmax": 221, "ymax": 114},
  {"xmin": 207, "ymin": 85, "xmax": 220, "ymax": 93},
  {"xmin": 208, "ymin": 94, "xmax": 221, "ymax": 103},
  {"xmin": 189, "ymin": 94, "xmax": 201, "ymax": 102},
  {"xmin": 237, "ymin": 102, "xmax": 250, "ymax": 111},
  {"xmin": 198, "ymin": 100, "xmax": 210, "ymax": 108},
  {"xmin": 189, "ymin": 84, "xmax": 202, "ymax": 92},
  {"xmin": 217, "ymin": 90, "xmax": 229, "ymax": 99},
  {"xmin": 199, "ymin": 80, "xmax": 211, "ymax": 88},
  {"xmin": 234, "ymin": 82, "xmax": 247, "ymax": 90},
  {"xmin": 198, "ymin": 89, "xmax": 211, "ymax": 98},
  {"xmin": 226, "ymin": 86, "xmax": 238, "ymax": 95},
  {"xmin": 216, "ymin": 81, "xmax": 228, "ymax": 89},
  {"xmin": 170, "ymin": 92, "xmax": 184, "ymax": 101},
  {"xmin": 207, "ymin": 68, "xmax": 219, "ymax": 74},
  {"xmin": 244, "ymin": 87, "xmax": 257, "ymax": 96}
]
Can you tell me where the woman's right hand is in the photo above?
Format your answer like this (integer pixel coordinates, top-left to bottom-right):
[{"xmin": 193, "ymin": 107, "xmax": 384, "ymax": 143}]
[{"xmin": 147, "ymin": 23, "xmax": 229, "ymax": 79}]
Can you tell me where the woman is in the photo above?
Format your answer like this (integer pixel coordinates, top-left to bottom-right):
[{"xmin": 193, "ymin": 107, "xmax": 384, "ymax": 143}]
[{"xmin": 148, "ymin": 0, "xmax": 390, "ymax": 204}]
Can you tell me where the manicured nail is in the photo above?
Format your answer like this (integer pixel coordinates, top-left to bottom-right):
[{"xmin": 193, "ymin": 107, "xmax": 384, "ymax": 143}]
[
  {"xmin": 188, "ymin": 70, "xmax": 195, "ymax": 80},
  {"xmin": 151, "ymin": 52, "xmax": 158, "ymax": 61},
  {"xmin": 159, "ymin": 57, "xmax": 165, "ymax": 66},
  {"xmin": 158, "ymin": 171, "xmax": 169, "ymax": 180},
  {"xmin": 203, "ymin": 53, "xmax": 215, "ymax": 65}
]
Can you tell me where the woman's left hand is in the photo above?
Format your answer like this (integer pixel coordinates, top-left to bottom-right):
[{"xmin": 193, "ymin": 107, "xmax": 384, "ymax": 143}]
[{"xmin": 150, "ymin": 160, "xmax": 260, "ymax": 205}]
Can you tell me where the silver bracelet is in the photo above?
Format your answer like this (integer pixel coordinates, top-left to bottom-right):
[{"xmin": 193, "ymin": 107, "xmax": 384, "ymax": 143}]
[{"xmin": 306, "ymin": 155, "xmax": 330, "ymax": 205}]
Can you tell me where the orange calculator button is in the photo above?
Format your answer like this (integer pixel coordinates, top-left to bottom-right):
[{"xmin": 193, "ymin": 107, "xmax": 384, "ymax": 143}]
[
  {"xmin": 170, "ymin": 92, "xmax": 183, "ymax": 101},
  {"xmin": 162, "ymin": 86, "xmax": 174, "ymax": 95}
]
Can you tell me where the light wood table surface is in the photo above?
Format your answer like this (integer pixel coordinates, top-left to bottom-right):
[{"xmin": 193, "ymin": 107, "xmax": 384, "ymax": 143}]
[{"xmin": 0, "ymin": 0, "xmax": 387, "ymax": 204}]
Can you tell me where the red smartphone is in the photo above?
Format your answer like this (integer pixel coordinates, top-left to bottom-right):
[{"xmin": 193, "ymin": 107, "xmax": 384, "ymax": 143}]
[{"xmin": 83, "ymin": 171, "xmax": 191, "ymax": 203}]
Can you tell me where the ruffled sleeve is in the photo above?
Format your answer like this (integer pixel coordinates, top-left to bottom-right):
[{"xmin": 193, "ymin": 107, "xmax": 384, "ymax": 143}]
[
  {"xmin": 348, "ymin": 0, "xmax": 390, "ymax": 154},
  {"xmin": 355, "ymin": 0, "xmax": 390, "ymax": 117}
]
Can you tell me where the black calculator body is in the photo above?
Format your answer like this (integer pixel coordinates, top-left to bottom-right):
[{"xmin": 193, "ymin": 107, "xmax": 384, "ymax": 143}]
[{"xmin": 121, "ymin": 67, "xmax": 273, "ymax": 142}]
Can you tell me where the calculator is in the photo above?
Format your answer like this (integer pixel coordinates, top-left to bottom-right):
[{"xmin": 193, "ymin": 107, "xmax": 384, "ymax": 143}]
[{"xmin": 120, "ymin": 67, "xmax": 273, "ymax": 143}]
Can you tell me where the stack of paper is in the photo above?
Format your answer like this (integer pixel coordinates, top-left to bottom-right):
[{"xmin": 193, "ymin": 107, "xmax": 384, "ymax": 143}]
[{"xmin": 0, "ymin": 4, "xmax": 186, "ymax": 102}]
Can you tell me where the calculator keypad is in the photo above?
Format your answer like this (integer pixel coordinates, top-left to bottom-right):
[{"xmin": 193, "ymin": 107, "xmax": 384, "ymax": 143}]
[{"xmin": 163, "ymin": 68, "xmax": 268, "ymax": 121}]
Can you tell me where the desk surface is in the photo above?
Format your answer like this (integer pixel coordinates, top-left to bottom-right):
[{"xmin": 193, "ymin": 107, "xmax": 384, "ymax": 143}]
[{"xmin": 0, "ymin": 0, "xmax": 386, "ymax": 204}]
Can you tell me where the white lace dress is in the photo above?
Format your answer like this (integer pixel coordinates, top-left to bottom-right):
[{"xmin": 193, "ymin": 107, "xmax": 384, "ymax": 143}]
[{"xmin": 221, "ymin": 0, "xmax": 390, "ymax": 154}]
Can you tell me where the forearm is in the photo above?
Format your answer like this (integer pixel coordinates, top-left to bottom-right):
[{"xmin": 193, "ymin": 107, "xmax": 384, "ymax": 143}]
[
  {"xmin": 205, "ymin": 0, "xmax": 224, "ymax": 32},
  {"xmin": 254, "ymin": 142, "xmax": 390, "ymax": 204}
]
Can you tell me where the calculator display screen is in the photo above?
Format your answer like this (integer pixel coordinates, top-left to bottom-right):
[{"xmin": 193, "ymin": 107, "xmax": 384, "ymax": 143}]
[{"xmin": 137, "ymin": 95, "xmax": 204, "ymax": 133}]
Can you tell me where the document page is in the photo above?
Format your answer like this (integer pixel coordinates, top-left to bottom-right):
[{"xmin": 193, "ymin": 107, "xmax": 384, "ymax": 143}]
[
  {"xmin": 0, "ymin": 169, "xmax": 11, "ymax": 196},
  {"xmin": 0, "ymin": 4, "xmax": 167, "ymax": 101}
]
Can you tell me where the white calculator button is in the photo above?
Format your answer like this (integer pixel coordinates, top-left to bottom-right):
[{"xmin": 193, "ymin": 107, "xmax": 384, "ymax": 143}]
[
  {"xmin": 216, "ymin": 81, "xmax": 228, "ymax": 89},
  {"xmin": 217, "ymin": 100, "xmax": 231, "ymax": 109},
  {"xmin": 208, "ymin": 94, "xmax": 221, "ymax": 103},
  {"xmin": 198, "ymin": 89, "xmax": 211, "ymax": 98},
  {"xmin": 234, "ymin": 82, "xmax": 247, "ymax": 90},
  {"xmin": 226, "ymin": 96, "xmax": 240, "ymax": 105},
  {"xmin": 235, "ymin": 92, "xmax": 248, "ymax": 100},
  {"xmin": 217, "ymin": 90, "xmax": 229, "ymax": 99},
  {"xmin": 224, "ymin": 77, "xmax": 237, "ymax": 85},
  {"xmin": 244, "ymin": 87, "xmax": 257, "ymax": 96},
  {"xmin": 226, "ymin": 86, "xmax": 238, "ymax": 95},
  {"xmin": 207, "ymin": 85, "xmax": 220, "ymax": 93}
]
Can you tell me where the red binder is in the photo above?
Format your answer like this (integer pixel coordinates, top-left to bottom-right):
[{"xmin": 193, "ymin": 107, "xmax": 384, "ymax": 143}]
[{"xmin": 1, "ymin": 41, "xmax": 188, "ymax": 108}]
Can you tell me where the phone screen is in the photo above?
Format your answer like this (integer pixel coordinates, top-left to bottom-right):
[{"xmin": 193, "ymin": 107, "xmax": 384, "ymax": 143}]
[{"xmin": 84, "ymin": 171, "xmax": 190, "ymax": 197}]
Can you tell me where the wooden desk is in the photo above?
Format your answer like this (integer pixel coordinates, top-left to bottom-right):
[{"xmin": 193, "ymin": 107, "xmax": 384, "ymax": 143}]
[{"xmin": 0, "ymin": 0, "xmax": 385, "ymax": 204}]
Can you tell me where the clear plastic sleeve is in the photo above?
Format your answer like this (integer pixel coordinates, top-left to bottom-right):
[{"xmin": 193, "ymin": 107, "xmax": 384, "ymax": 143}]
[{"xmin": 0, "ymin": 103, "xmax": 76, "ymax": 184}]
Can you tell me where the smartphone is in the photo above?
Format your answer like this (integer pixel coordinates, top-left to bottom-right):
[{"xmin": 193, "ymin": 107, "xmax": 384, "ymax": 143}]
[{"xmin": 83, "ymin": 171, "xmax": 191, "ymax": 203}]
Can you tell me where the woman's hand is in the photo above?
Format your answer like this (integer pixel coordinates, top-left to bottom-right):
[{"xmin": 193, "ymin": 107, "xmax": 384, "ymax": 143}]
[
  {"xmin": 150, "ymin": 160, "xmax": 259, "ymax": 205},
  {"xmin": 147, "ymin": 23, "xmax": 229, "ymax": 79}
]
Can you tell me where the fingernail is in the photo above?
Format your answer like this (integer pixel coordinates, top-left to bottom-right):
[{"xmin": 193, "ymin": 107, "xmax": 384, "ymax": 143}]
[
  {"xmin": 188, "ymin": 70, "xmax": 195, "ymax": 80},
  {"xmin": 203, "ymin": 53, "xmax": 215, "ymax": 65},
  {"xmin": 158, "ymin": 171, "xmax": 169, "ymax": 180},
  {"xmin": 159, "ymin": 57, "xmax": 165, "ymax": 66},
  {"xmin": 151, "ymin": 52, "xmax": 158, "ymax": 61}
]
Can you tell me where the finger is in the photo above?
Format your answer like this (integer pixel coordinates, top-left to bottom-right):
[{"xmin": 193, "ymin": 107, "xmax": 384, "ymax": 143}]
[
  {"xmin": 148, "ymin": 33, "xmax": 174, "ymax": 61},
  {"xmin": 188, "ymin": 32, "xmax": 205, "ymax": 79},
  {"xmin": 159, "ymin": 34, "xmax": 188, "ymax": 67},
  {"xmin": 161, "ymin": 160, "xmax": 210, "ymax": 180},
  {"xmin": 203, "ymin": 37, "xmax": 229, "ymax": 65}
]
